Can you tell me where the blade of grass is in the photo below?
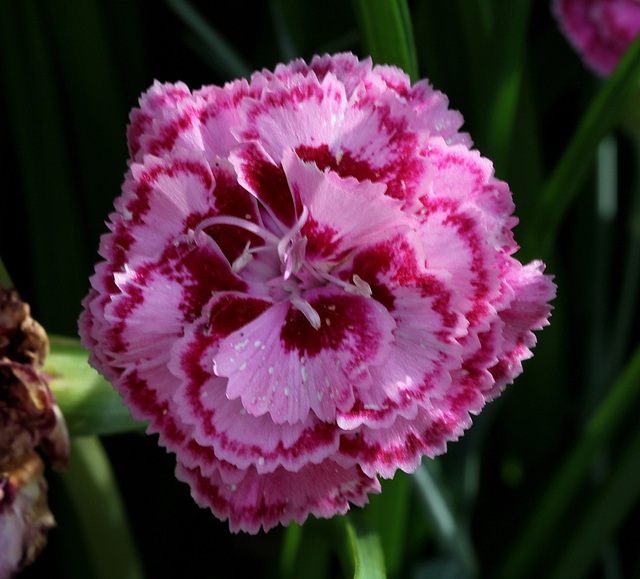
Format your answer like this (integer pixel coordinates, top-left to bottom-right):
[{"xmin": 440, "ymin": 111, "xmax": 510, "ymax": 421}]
[
  {"xmin": 46, "ymin": 336, "xmax": 143, "ymax": 436},
  {"xmin": 528, "ymin": 32, "xmax": 640, "ymax": 259},
  {"xmin": 163, "ymin": 0, "xmax": 253, "ymax": 79},
  {"xmin": 499, "ymin": 342, "xmax": 640, "ymax": 579},
  {"xmin": 351, "ymin": 0, "xmax": 418, "ymax": 81}
]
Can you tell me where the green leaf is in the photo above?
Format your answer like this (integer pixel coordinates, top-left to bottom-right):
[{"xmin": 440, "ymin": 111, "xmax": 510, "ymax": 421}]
[
  {"xmin": 0, "ymin": 1, "xmax": 87, "ymax": 334},
  {"xmin": 412, "ymin": 461, "xmax": 477, "ymax": 577},
  {"xmin": 59, "ymin": 437, "xmax": 145, "ymax": 579},
  {"xmin": 365, "ymin": 473, "xmax": 411, "ymax": 576},
  {"xmin": 351, "ymin": 0, "xmax": 418, "ymax": 81},
  {"xmin": 528, "ymin": 32, "xmax": 640, "ymax": 259},
  {"xmin": 46, "ymin": 336, "xmax": 144, "ymax": 436},
  {"xmin": 499, "ymin": 342, "xmax": 640, "ymax": 579},
  {"xmin": 344, "ymin": 511, "xmax": 387, "ymax": 579}
]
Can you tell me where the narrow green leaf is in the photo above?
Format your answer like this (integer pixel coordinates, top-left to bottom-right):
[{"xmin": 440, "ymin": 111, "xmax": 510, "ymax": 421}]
[
  {"xmin": 269, "ymin": 0, "xmax": 300, "ymax": 62},
  {"xmin": 0, "ymin": 1, "xmax": 87, "ymax": 334},
  {"xmin": 40, "ymin": 0, "xmax": 128, "ymax": 249},
  {"xmin": 281, "ymin": 520, "xmax": 331, "ymax": 579},
  {"xmin": 528, "ymin": 32, "xmax": 640, "ymax": 258},
  {"xmin": 163, "ymin": 0, "xmax": 253, "ymax": 80},
  {"xmin": 280, "ymin": 522, "xmax": 303, "ymax": 579},
  {"xmin": 60, "ymin": 437, "xmax": 145, "ymax": 579},
  {"xmin": 413, "ymin": 461, "xmax": 477, "ymax": 577},
  {"xmin": 46, "ymin": 336, "xmax": 144, "ymax": 436},
  {"xmin": 499, "ymin": 342, "xmax": 640, "ymax": 578},
  {"xmin": 365, "ymin": 473, "xmax": 411, "ymax": 576},
  {"xmin": 344, "ymin": 511, "xmax": 387, "ymax": 579},
  {"xmin": 483, "ymin": 0, "xmax": 532, "ymax": 173},
  {"xmin": 351, "ymin": 0, "xmax": 418, "ymax": 81},
  {"xmin": 548, "ymin": 422, "xmax": 640, "ymax": 579}
]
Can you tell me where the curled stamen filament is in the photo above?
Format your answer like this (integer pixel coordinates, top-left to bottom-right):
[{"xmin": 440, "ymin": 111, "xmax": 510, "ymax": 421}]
[
  {"xmin": 290, "ymin": 294, "xmax": 322, "ymax": 330},
  {"xmin": 277, "ymin": 206, "xmax": 310, "ymax": 279},
  {"xmin": 194, "ymin": 215, "xmax": 281, "ymax": 246}
]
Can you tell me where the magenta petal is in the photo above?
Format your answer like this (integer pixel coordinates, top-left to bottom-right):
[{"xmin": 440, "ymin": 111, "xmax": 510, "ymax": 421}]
[{"xmin": 553, "ymin": 0, "xmax": 640, "ymax": 76}]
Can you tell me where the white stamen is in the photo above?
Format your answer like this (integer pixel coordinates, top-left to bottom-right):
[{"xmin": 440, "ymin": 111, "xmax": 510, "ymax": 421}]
[
  {"xmin": 194, "ymin": 215, "xmax": 280, "ymax": 246},
  {"xmin": 277, "ymin": 205, "xmax": 310, "ymax": 279},
  {"xmin": 290, "ymin": 295, "xmax": 321, "ymax": 330},
  {"xmin": 231, "ymin": 242, "xmax": 254, "ymax": 272},
  {"xmin": 345, "ymin": 274, "xmax": 373, "ymax": 297}
]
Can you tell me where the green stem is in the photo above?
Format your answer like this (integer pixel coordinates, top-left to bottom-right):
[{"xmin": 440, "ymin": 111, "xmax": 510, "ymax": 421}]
[
  {"xmin": 343, "ymin": 511, "xmax": 387, "ymax": 579},
  {"xmin": 60, "ymin": 437, "xmax": 145, "ymax": 579},
  {"xmin": 46, "ymin": 336, "xmax": 144, "ymax": 436},
  {"xmin": 606, "ymin": 134, "xmax": 640, "ymax": 376}
]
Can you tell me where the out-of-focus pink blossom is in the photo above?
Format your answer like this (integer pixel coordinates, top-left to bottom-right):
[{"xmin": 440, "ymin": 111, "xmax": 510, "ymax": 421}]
[
  {"xmin": 553, "ymin": 0, "xmax": 640, "ymax": 76},
  {"xmin": 1, "ymin": 287, "xmax": 69, "ymax": 576},
  {"xmin": 79, "ymin": 53, "xmax": 556, "ymax": 533}
]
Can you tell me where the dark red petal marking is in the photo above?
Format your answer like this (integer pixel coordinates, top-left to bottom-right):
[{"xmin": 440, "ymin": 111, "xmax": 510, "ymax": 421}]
[
  {"xmin": 231, "ymin": 142, "xmax": 297, "ymax": 227},
  {"xmin": 279, "ymin": 293, "xmax": 380, "ymax": 357}
]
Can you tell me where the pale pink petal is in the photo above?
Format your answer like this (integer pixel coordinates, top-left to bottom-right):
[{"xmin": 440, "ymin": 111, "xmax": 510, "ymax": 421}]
[
  {"xmin": 172, "ymin": 319, "xmax": 342, "ymax": 474},
  {"xmin": 215, "ymin": 289, "xmax": 396, "ymax": 424}
]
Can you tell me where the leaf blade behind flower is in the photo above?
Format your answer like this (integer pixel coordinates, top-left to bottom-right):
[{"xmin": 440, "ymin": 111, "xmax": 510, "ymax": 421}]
[
  {"xmin": 344, "ymin": 511, "xmax": 387, "ymax": 579},
  {"xmin": 351, "ymin": 0, "xmax": 418, "ymax": 82}
]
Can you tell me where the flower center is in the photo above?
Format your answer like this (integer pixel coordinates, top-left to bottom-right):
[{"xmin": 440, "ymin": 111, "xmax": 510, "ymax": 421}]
[{"xmin": 194, "ymin": 206, "xmax": 371, "ymax": 329}]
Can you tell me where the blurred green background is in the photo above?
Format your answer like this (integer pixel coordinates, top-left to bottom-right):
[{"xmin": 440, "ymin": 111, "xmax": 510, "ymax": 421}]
[{"xmin": 2, "ymin": 1, "xmax": 640, "ymax": 577}]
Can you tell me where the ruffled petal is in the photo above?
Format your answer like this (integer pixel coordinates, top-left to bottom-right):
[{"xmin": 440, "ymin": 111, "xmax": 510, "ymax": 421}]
[{"xmin": 176, "ymin": 458, "xmax": 380, "ymax": 534}]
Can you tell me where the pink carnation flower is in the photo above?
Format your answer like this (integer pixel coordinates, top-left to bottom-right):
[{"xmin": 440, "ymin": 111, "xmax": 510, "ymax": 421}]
[
  {"xmin": 553, "ymin": 0, "xmax": 640, "ymax": 76},
  {"xmin": 79, "ymin": 53, "xmax": 555, "ymax": 533}
]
